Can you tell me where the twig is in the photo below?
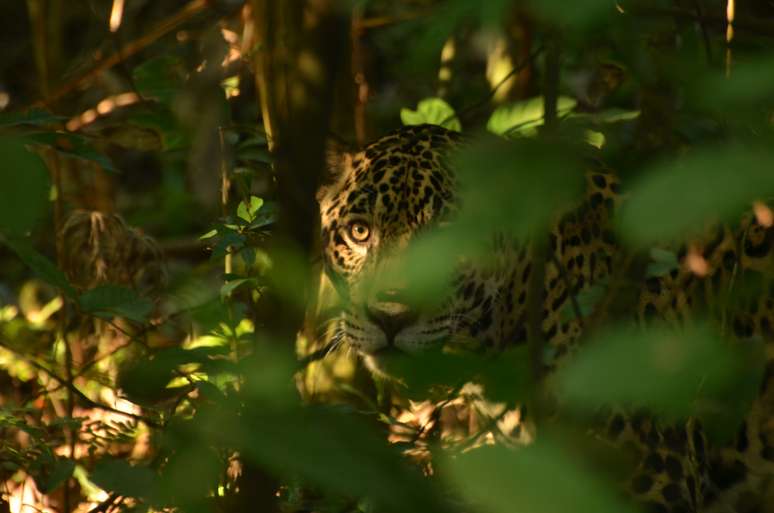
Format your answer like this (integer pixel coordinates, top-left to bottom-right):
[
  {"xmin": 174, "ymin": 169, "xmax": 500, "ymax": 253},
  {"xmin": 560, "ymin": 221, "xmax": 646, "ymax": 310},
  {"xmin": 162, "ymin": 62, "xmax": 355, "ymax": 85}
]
[
  {"xmin": 33, "ymin": 0, "xmax": 211, "ymax": 107},
  {"xmin": 2, "ymin": 347, "xmax": 162, "ymax": 428},
  {"xmin": 692, "ymin": 0, "xmax": 714, "ymax": 64}
]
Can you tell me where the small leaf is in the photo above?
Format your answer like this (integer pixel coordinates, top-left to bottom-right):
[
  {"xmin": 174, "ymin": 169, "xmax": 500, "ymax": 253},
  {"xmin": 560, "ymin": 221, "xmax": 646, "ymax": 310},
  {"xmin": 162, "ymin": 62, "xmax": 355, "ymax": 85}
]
[
  {"xmin": 400, "ymin": 98, "xmax": 461, "ymax": 132},
  {"xmin": 79, "ymin": 285, "xmax": 152, "ymax": 323},
  {"xmin": 199, "ymin": 229, "xmax": 218, "ymax": 240},
  {"xmin": 237, "ymin": 196, "xmax": 264, "ymax": 223},
  {"xmin": 487, "ymin": 96, "xmax": 577, "ymax": 136},
  {"xmin": 646, "ymin": 247, "xmax": 680, "ymax": 277},
  {"xmin": 220, "ymin": 277, "xmax": 258, "ymax": 300}
]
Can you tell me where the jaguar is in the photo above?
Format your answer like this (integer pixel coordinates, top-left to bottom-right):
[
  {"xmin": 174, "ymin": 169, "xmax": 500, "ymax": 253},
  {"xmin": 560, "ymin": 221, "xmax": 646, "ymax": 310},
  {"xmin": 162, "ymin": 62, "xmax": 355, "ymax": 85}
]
[{"xmin": 313, "ymin": 123, "xmax": 774, "ymax": 512}]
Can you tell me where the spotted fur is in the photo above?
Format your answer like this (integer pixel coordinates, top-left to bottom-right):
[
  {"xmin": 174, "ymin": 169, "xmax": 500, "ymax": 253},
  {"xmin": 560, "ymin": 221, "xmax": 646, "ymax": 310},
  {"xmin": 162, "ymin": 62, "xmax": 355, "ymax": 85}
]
[{"xmin": 315, "ymin": 124, "xmax": 773, "ymax": 512}]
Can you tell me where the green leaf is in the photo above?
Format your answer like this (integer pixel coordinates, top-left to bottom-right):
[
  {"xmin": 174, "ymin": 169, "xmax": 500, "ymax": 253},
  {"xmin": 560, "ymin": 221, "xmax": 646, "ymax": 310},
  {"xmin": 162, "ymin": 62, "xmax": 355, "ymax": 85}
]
[
  {"xmin": 2, "ymin": 237, "xmax": 76, "ymax": 297},
  {"xmin": 559, "ymin": 277, "xmax": 609, "ymax": 322},
  {"xmin": 646, "ymin": 247, "xmax": 679, "ymax": 278},
  {"xmin": 444, "ymin": 442, "xmax": 636, "ymax": 513},
  {"xmin": 199, "ymin": 229, "xmax": 218, "ymax": 240},
  {"xmin": 132, "ymin": 56, "xmax": 184, "ymax": 105},
  {"xmin": 379, "ymin": 136, "xmax": 584, "ymax": 307},
  {"xmin": 618, "ymin": 144, "xmax": 774, "ymax": 245},
  {"xmin": 400, "ymin": 98, "xmax": 461, "ymax": 132},
  {"xmin": 554, "ymin": 322, "xmax": 763, "ymax": 420},
  {"xmin": 220, "ymin": 277, "xmax": 258, "ymax": 300},
  {"xmin": 79, "ymin": 285, "xmax": 152, "ymax": 323},
  {"xmin": 90, "ymin": 459, "xmax": 157, "ymax": 499},
  {"xmin": 487, "ymin": 96, "xmax": 577, "ymax": 136},
  {"xmin": 36, "ymin": 458, "xmax": 75, "ymax": 493},
  {"xmin": 0, "ymin": 108, "xmax": 65, "ymax": 127},
  {"xmin": 25, "ymin": 132, "xmax": 116, "ymax": 172},
  {"xmin": 382, "ymin": 346, "xmax": 531, "ymax": 402},
  {"xmin": 237, "ymin": 196, "xmax": 264, "ymax": 223},
  {"xmin": 0, "ymin": 137, "xmax": 50, "ymax": 236},
  {"xmin": 527, "ymin": 0, "xmax": 615, "ymax": 28}
]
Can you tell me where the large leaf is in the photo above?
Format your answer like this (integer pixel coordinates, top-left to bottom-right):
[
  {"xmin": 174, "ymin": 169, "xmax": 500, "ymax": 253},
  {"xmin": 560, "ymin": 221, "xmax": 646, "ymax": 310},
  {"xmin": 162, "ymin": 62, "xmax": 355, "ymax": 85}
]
[
  {"xmin": 2, "ymin": 237, "xmax": 76, "ymax": 298},
  {"xmin": 380, "ymin": 136, "xmax": 584, "ymax": 306},
  {"xmin": 0, "ymin": 108, "xmax": 65, "ymax": 127},
  {"xmin": 0, "ymin": 137, "xmax": 50, "ymax": 236},
  {"xmin": 444, "ymin": 442, "xmax": 636, "ymax": 513},
  {"xmin": 90, "ymin": 459, "xmax": 158, "ymax": 500},
  {"xmin": 618, "ymin": 144, "xmax": 774, "ymax": 245},
  {"xmin": 25, "ymin": 132, "xmax": 116, "ymax": 172},
  {"xmin": 132, "ymin": 56, "xmax": 185, "ymax": 105},
  {"xmin": 553, "ymin": 322, "xmax": 764, "ymax": 422}
]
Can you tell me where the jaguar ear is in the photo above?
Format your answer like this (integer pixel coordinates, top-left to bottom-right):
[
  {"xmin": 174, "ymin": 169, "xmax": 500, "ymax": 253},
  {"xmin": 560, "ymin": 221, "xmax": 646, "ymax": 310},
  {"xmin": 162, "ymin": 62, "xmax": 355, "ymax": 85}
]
[{"xmin": 317, "ymin": 138, "xmax": 354, "ymax": 203}]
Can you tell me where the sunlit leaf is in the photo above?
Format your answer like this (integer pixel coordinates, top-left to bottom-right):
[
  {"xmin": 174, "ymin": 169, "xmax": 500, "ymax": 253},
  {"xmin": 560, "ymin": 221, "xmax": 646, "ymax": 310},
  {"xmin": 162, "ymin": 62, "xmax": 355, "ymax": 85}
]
[
  {"xmin": 79, "ymin": 285, "xmax": 152, "ymax": 323},
  {"xmin": 237, "ymin": 195, "xmax": 264, "ymax": 223},
  {"xmin": 619, "ymin": 144, "xmax": 774, "ymax": 245},
  {"xmin": 0, "ymin": 137, "xmax": 50, "ymax": 236},
  {"xmin": 487, "ymin": 96, "xmax": 577, "ymax": 136},
  {"xmin": 401, "ymin": 97, "xmax": 461, "ymax": 132},
  {"xmin": 444, "ymin": 442, "xmax": 636, "ymax": 513}
]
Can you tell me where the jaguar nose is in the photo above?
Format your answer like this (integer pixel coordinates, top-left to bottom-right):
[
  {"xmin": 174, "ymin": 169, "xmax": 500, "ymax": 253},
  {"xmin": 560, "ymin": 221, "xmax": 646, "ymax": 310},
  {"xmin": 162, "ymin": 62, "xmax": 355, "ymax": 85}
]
[{"xmin": 365, "ymin": 299, "xmax": 417, "ymax": 345}]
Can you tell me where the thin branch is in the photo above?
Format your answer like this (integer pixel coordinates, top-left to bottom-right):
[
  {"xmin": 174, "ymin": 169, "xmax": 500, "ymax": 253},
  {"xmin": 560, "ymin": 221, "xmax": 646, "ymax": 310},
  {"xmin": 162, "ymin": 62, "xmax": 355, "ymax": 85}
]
[{"xmin": 33, "ymin": 0, "xmax": 211, "ymax": 107}]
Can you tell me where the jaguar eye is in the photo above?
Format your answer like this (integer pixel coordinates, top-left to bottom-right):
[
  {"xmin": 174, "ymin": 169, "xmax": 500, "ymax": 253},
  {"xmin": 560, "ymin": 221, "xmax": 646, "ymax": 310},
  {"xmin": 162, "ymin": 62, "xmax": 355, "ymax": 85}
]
[{"xmin": 349, "ymin": 222, "xmax": 371, "ymax": 243}]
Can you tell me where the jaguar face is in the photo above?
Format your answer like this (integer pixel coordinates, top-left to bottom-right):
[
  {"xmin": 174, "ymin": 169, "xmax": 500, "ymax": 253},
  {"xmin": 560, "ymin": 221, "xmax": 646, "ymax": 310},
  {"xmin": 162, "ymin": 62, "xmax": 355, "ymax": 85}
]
[{"xmin": 317, "ymin": 125, "xmax": 461, "ymax": 354}]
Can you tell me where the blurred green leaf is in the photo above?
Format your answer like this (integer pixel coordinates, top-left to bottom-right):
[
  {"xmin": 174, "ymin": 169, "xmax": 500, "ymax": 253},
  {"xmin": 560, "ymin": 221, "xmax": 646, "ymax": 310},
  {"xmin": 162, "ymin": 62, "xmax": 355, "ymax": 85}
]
[
  {"xmin": 698, "ymin": 55, "xmax": 774, "ymax": 112},
  {"xmin": 2, "ymin": 237, "xmax": 76, "ymax": 297},
  {"xmin": 0, "ymin": 137, "xmax": 50, "ymax": 236},
  {"xmin": 79, "ymin": 285, "xmax": 152, "ymax": 323},
  {"xmin": 619, "ymin": 144, "xmax": 774, "ymax": 245},
  {"xmin": 528, "ymin": 0, "xmax": 615, "ymax": 28},
  {"xmin": 554, "ymin": 322, "xmax": 763, "ymax": 420},
  {"xmin": 133, "ymin": 56, "xmax": 184, "ymax": 105},
  {"xmin": 444, "ymin": 442, "xmax": 636, "ymax": 513},
  {"xmin": 384, "ymin": 346, "xmax": 532, "ymax": 402},
  {"xmin": 202, "ymin": 401, "xmax": 450, "ymax": 513},
  {"xmin": 90, "ymin": 459, "xmax": 157, "ymax": 499},
  {"xmin": 487, "ymin": 96, "xmax": 577, "ymax": 136},
  {"xmin": 401, "ymin": 98, "xmax": 461, "ymax": 131},
  {"xmin": 25, "ymin": 132, "xmax": 116, "ymax": 172},
  {"xmin": 646, "ymin": 247, "xmax": 679, "ymax": 278},
  {"xmin": 0, "ymin": 108, "xmax": 65, "ymax": 127},
  {"xmin": 36, "ymin": 457, "xmax": 75, "ymax": 493},
  {"xmin": 380, "ymin": 136, "xmax": 584, "ymax": 306}
]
